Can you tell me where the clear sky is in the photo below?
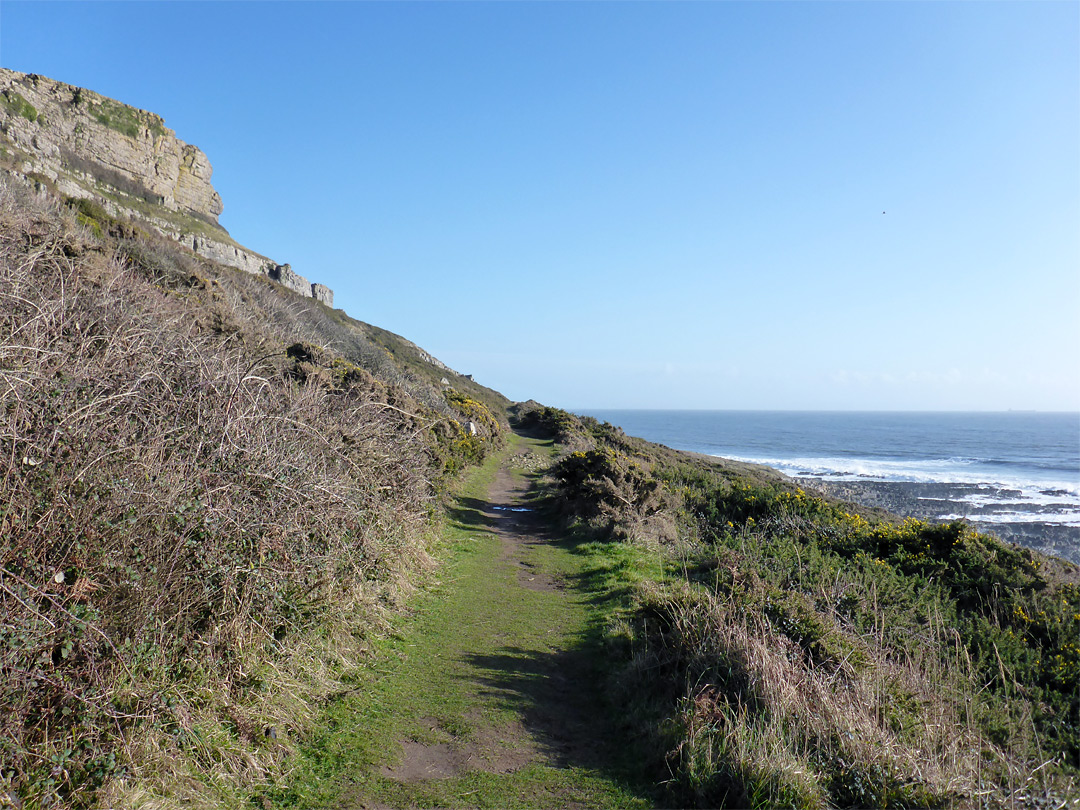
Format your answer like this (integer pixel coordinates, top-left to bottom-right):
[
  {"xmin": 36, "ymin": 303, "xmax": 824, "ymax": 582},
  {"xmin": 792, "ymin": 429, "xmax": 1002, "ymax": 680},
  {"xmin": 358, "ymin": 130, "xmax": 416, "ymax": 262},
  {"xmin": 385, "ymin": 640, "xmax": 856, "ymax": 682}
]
[{"xmin": 2, "ymin": 1, "xmax": 1077, "ymax": 411}]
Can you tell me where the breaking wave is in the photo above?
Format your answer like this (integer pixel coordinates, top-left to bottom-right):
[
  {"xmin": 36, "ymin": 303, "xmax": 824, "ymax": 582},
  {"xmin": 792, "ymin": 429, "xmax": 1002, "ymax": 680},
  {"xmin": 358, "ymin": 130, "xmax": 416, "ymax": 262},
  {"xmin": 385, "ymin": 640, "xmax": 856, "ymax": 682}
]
[
  {"xmin": 720, "ymin": 454, "xmax": 1078, "ymax": 494},
  {"xmin": 716, "ymin": 453, "xmax": 1080, "ymax": 527}
]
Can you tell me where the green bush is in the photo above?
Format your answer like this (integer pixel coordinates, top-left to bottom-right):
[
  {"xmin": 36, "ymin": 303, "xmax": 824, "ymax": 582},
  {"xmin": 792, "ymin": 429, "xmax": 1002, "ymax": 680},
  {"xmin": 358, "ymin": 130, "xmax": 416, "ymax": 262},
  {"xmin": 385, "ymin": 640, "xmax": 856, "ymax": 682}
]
[
  {"xmin": 511, "ymin": 403, "xmax": 583, "ymax": 442},
  {"xmin": 551, "ymin": 448, "xmax": 664, "ymax": 534},
  {"xmin": 63, "ymin": 196, "xmax": 114, "ymax": 237}
]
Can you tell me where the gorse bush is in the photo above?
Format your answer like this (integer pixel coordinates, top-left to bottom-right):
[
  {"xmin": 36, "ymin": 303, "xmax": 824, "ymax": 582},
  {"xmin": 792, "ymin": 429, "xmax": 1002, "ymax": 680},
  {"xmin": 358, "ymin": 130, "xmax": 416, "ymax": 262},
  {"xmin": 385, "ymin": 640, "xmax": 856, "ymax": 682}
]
[
  {"xmin": 511, "ymin": 403, "xmax": 583, "ymax": 443},
  {"xmin": 678, "ymin": 469, "xmax": 1080, "ymax": 763},
  {"xmin": 551, "ymin": 448, "xmax": 666, "ymax": 540},
  {"xmin": 0, "ymin": 183, "xmax": 458, "ymax": 807},
  {"xmin": 428, "ymin": 390, "xmax": 504, "ymax": 478},
  {"xmin": 548, "ymin": 418, "xmax": 1080, "ymax": 807},
  {"xmin": 444, "ymin": 389, "xmax": 501, "ymax": 436}
]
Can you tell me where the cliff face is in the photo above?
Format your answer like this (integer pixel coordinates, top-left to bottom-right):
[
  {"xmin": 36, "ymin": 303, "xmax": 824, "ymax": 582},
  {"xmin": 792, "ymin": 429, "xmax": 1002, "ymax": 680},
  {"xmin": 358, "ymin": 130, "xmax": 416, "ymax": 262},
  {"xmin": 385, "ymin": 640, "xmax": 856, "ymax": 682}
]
[
  {"xmin": 0, "ymin": 70, "xmax": 223, "ymax": 223},
  {"xmin": 0, "ymin": 69, "xmax": 332, "ymax": 306}
]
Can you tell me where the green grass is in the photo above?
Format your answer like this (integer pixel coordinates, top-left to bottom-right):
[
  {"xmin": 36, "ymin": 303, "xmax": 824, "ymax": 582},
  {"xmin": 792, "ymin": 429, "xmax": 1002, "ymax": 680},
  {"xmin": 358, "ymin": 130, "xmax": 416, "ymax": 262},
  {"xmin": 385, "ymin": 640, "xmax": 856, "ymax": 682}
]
[
  {"xmin": 265, "ymin": 434, "xmax": 655, "ymax": 809},
  {"xmin": 89, "ymin": 96, "xmax": 165, "ymax": 140},
  {"xmin": 1, "ymin": 89, "xmax": 38, "ymax": 123}
]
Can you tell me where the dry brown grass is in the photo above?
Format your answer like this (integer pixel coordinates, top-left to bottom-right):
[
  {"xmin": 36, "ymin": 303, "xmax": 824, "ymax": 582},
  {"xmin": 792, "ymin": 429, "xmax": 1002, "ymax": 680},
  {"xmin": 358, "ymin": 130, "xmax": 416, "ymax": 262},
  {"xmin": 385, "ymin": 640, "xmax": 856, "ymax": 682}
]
[
  {"xmin": 629, "ymin": 577, "xmax": 988, "ymax": 807},
  {"xmin": 0, "ymin": 181, "xmax": 449, "ymax": 807}
]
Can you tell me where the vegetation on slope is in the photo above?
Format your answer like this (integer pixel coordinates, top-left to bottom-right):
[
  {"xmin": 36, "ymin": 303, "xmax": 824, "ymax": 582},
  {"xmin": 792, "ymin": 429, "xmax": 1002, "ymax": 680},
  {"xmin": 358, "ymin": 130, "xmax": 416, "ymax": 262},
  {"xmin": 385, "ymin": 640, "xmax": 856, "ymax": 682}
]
[
  {"xmin": 3, "ymin": 176, "xmax": 1076, "ymax": 810},
  {"xmin": 524, "ymin": 404, "xmax": 1080, "ymax": 808},
  {"xmin": 0, "ymin": 90, "xmax": 37, "ymax": 124},
  {"xmin": 0, "ymin": 183, "xmax": 503, "ymax": 808}
]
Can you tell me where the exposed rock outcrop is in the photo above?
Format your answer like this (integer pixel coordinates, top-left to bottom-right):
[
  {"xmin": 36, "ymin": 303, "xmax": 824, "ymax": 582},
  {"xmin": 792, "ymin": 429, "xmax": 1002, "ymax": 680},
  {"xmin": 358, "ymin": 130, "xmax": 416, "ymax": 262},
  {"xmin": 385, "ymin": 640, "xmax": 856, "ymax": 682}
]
[{"xmin": 0, "ymin": 68, "xmax": 332, "ymax": 306}]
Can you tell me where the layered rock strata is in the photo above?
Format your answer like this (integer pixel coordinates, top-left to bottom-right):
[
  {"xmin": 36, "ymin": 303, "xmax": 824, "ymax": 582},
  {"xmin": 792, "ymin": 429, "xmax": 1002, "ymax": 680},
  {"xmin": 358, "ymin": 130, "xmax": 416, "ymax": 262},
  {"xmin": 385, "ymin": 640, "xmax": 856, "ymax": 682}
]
[{"xmin": 0, "ymin": 68, "xmax": 331, "ymax": 306}]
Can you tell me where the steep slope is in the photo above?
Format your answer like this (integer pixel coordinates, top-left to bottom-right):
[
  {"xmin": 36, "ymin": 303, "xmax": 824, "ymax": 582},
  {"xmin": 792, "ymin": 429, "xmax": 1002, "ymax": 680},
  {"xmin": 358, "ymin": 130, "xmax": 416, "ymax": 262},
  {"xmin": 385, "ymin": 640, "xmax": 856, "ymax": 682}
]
[
  {"xmin": 0, "ymin": 71, "xmax": 509, "ymax": 808},
  {"xmin": 0, "ymin": 67, "xmax": 507, "ymax": 423},
  {"xmin": 0, "ymin": 173, "xmax": 512, "ymax": 808}
]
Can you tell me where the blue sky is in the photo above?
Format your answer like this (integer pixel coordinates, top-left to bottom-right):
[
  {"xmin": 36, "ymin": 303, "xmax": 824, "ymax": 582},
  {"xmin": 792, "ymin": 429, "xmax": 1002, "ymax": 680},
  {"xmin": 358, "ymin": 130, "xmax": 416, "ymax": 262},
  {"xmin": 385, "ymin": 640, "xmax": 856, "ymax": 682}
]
[{"xmin": 2, "ymin": 1, "xmax": 1076, "ymax": 411}]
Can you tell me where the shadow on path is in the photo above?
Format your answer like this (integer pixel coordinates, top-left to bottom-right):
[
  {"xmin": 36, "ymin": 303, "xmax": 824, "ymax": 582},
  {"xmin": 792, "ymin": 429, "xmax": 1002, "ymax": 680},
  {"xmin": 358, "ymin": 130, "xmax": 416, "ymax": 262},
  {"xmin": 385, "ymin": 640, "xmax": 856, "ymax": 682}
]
[
  {"xmin": 446, "ymin": 496, "xmax": 495, "ymax": 529},
  {"xmin": 375, "ymin": 436, "xmax": 662, "ymax": 807},
  {"xmin": 461, "ymin": 642, "xmax": 627, "ymax": 774}
]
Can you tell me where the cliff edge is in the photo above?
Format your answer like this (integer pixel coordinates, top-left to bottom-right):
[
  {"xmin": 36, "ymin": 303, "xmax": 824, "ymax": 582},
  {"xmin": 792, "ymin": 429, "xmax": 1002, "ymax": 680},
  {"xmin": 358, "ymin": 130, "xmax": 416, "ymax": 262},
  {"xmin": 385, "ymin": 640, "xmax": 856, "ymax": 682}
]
[{"xmin": 0, "ymin": 68, "xmax": 331, "ymax": 305}]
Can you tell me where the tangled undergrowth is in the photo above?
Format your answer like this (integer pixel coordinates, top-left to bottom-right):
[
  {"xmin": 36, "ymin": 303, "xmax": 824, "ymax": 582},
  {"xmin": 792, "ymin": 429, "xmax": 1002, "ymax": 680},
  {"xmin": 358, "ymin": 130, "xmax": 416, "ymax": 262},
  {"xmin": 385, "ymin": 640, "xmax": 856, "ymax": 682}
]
[{"xmin": 0, "ymin": 183, "xmax": 499, "ymax": 808}]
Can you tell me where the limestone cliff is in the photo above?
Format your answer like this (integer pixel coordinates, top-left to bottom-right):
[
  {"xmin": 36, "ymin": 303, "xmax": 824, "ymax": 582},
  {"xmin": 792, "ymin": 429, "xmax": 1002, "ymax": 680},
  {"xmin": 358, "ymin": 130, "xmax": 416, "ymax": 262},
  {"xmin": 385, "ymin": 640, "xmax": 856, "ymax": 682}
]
[{"xmin": 0, "ymin": 69, "xmax": 332, "ymax": 306}]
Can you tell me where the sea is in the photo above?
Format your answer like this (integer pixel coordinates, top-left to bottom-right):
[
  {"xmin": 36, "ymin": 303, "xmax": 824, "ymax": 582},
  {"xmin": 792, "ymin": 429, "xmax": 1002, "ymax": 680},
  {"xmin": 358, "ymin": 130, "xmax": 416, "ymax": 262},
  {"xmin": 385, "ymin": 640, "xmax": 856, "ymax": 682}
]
[{"xmin": 578, "ymin": 410, "xmax": 1080, "ymax": 562}]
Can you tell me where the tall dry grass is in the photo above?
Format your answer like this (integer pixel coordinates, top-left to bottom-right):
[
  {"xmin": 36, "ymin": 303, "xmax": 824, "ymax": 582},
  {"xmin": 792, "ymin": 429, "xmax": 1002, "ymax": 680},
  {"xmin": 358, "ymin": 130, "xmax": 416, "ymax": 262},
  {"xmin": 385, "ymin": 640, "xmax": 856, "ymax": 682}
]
[
  {"xmin": 0, "ymin": 181, "xmax": 445, "ymax": 807},
  {"xmin": 627, "ymin": 575, "xmax": 987, "ymax": 808}
]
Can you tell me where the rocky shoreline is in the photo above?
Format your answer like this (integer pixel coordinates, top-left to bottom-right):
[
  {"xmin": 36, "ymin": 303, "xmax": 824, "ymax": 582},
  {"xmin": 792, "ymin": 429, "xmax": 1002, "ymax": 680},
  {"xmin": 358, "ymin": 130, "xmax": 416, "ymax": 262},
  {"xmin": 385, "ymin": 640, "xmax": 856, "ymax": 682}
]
[{"xmin": 801, "ymin": 478, "xmax": 1080, "ymax": 565}]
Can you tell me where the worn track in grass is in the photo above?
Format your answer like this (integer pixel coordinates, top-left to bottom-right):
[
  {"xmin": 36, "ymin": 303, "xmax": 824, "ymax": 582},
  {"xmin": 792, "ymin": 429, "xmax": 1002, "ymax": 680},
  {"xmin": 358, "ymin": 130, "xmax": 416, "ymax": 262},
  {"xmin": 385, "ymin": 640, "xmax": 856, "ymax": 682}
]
[{"xmin": 272, "ymin": 432, "xmax": 655, "ymax": 809}]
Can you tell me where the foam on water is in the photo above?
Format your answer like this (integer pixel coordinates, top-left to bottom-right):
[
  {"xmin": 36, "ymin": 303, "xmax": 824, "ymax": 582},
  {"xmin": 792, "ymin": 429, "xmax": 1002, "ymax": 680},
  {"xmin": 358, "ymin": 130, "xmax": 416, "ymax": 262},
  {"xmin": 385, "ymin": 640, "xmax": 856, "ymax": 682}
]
[
  {"xmin": 950, "ymin": 490, "xmax": 1078, "ymax": 508},
  {"xmin": 721, "ymin": 454, "xmax": 1075, "ymax": 491},
  {"xmin": 939, "ymin": 511, "xmax": 1080, "ymax": 528},
  {"xmin": 718, "ymin": 453, "xmax": 1080, "ymax": 527}
]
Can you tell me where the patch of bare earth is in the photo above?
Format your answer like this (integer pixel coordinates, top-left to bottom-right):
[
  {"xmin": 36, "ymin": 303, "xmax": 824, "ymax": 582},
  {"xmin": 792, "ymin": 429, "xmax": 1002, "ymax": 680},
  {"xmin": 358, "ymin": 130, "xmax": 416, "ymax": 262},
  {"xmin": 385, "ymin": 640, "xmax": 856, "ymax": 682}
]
[{"xmin": 380, "ymin": 714, "xmax": 538, "ymax": 782}]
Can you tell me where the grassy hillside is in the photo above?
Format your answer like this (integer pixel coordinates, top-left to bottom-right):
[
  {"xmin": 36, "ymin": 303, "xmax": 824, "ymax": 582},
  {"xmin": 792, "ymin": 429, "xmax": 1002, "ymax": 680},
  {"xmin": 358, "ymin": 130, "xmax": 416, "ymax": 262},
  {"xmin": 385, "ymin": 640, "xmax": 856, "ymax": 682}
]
[
  {"xmin": 2, "ymin": 178, "xmax": 1077, "ymax": 810},
  {"xmin": 0, "ymin": 182, "xmax": 505, "ymax": 808},
  {"xmin": 523, "ymin": 404, "xmax": 1080, "ymax": 807}
]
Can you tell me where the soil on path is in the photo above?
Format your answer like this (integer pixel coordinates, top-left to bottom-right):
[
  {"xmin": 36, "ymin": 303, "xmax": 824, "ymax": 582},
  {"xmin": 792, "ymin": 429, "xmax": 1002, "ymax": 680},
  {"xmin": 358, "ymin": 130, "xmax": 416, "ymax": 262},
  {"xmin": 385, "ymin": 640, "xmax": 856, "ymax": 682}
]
[
  {"xmin": 302, "ymin": 435, "xmax": 653, "ymax": 810},
  {"xmin": 380, "ymin": 451, "xmax": 607, "ymax": 787}
]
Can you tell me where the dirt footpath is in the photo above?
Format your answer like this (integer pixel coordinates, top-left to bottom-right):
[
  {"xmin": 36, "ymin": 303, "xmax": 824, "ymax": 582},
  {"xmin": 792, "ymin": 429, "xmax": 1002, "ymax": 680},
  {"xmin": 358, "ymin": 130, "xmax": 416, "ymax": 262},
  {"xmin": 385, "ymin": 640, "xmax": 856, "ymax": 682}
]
[
  {"xmin": 379, "ymin": 448, "xmax": 615, "ymax": 788},
  {"xmin": 276, "ymin": 436, "xmax": 653, "ymax": 809}
]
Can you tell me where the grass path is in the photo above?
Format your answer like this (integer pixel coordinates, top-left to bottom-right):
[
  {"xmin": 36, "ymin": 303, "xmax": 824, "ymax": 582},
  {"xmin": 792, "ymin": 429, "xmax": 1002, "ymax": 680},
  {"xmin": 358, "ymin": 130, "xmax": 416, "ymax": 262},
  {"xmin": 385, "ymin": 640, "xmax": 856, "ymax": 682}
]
[{"xmin": 271, "ymin": 432, "xmax": 657, "ymax": 809}]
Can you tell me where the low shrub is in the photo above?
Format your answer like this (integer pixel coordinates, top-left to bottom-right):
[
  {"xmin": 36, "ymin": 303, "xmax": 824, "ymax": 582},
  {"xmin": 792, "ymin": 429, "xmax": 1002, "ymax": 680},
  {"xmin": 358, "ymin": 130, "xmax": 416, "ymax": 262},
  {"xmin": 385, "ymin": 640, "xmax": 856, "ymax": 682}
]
[
  {"xmin": 551, "ymin": 448, "xmax": 668, "ymax": 540},
  {"xmin": 510, "ymin": 403, "xmax": 583, "ymax": 443},
  {"xmin": 548, "ymin": 414, "xmax": 1080, "ymax": 806}
]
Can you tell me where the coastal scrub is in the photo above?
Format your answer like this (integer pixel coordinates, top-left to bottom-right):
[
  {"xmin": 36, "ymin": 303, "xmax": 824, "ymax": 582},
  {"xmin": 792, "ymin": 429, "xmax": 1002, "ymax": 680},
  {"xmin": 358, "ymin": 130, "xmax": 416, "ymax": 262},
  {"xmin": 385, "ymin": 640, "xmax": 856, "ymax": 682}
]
[{"xmin": 542, "ymin": 408, "xmax": 1080, "ymax": 807}]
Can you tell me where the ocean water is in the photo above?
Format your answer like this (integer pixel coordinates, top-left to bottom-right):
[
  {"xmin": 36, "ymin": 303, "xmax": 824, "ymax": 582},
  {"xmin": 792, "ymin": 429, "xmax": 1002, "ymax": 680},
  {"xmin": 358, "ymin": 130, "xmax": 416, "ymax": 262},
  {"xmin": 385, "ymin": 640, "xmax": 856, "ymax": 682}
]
[{"xmin": 578, "ymin": 410, "xmax": 1080, "ymax": 531}]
